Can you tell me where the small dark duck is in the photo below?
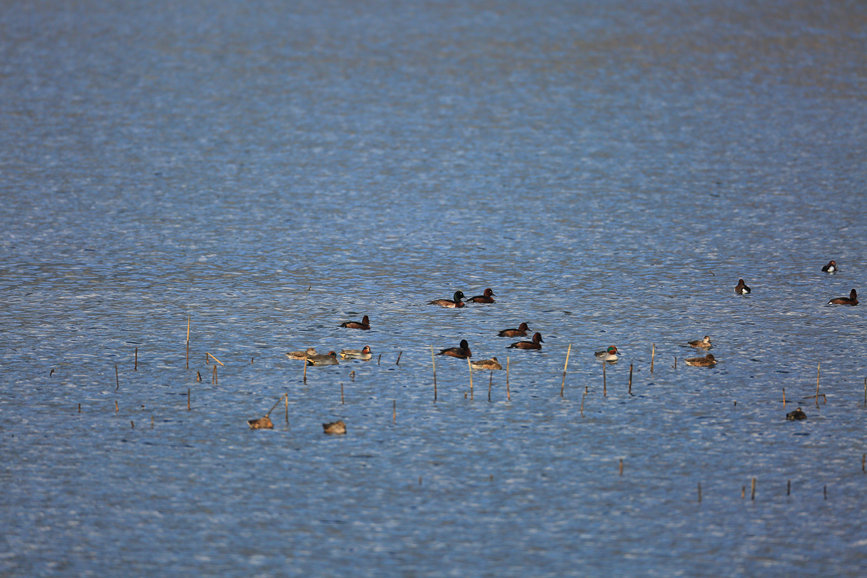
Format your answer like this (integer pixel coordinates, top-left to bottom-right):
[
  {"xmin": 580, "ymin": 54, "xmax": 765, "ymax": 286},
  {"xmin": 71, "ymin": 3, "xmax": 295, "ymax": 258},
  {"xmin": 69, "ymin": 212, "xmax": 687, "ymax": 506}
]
[
  {"xmin": 430, "ymin": 291, "xmax": 466, "ymax": 308},
  {"xmin": 828, "ymin": 288, "xmax": 858, "ymax": 306},
  {"xmin": 735, "ymin": 279, "xmax": 751, "ymax": 295},
  {"xmin": 685, "ymin": 353, "xmax": 717, "ymax": 367},
  {"xmin": 498, "ymin": 322, "xmax": 530, "ymax": 337},
  {"xmin": 509, "ymin": 332, "xmax": 544, "ymax": 350},
  {"xmin": 437, "ymin": 339, "xmax": 472, "ymax": 358},
  {"xmin": 467, "ymin": 288, "xmax": 496, "ymax": 303},
  {"xmin": 323, "ymin": 420, "xmax": 347, "ymax": 435},
  {"xmin": 340, "ymin": 315, "xmax": 370, "ymax": 330},
  {"xmin": 786, "ymin": 407, "xmax": 807, "ymax": 421},
  {"xmin": 821, "ymin": 260, "xmax": 838, "ymax": 273},
  {"xmin": 307, "ymin": 351, "xmax": 339, "ymax": 366},
  {"xmin": 688, "ymin": 336, "xmax": 712, "ymax": 350},
  {"xmin": 247, "ymin": 416, "xmax": 274, "ymax": 430}
]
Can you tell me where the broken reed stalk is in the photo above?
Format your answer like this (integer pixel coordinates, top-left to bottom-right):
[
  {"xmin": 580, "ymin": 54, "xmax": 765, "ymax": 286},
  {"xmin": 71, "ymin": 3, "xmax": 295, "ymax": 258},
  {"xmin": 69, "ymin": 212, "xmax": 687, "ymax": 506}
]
[
  {"xmin": 187, "ymin": 388, "xmax": 191, "ymax": 411},
  {"xmin": 651, "ymin": 343, "xmax": 655, "ymax": 374},
  {"xmin": 674, "ymin": 356, "xmax": 677, "ymax": 369},
  {"xmin": 580, "ymin": 391, "xmax": 585, "ymax": 418},
  {"xmin": 619, "ymin": 458, "xmax": 623, "ymax": 476},
  {"xmin": 824, "ymin": 485, "xmax": 827, "ymax": 500},
  {"xmin": 131, "ymin": 420, "xmax": 134, "ymax": 429},
  {"xmin": 78, "ymin": 403, "xmax": 81, "ymax": 413},
  {"xmin": 135, "ymin": 347, "xmax": 138, "ymax": 371},
  {"xmin": 561, "ymin": 344, "xmax": 572, "ymax": 398},
  {"xmin": 285, "ymin": 393, "xmax": 289, "ymax": 424},
  {"xmin": 341, "ymin": 383, "xmax": 344, "ymax": 404},
  {"xmin": 506, "ymin": 357, "xmax": 511, "ymax": 401},
  {"xmin": 393, "ymin": 400, "xmax": 396, "ymax": 423},
  {"xmin": 395, "ymin": 351, "xmax": 402, "ymax": 366},
  {"xmin": 783, "ymin": 387, "xmax": 786, "ymax": 408},
  {"xmin": 862, "ymin": 453, "xmax": 866, "ymax": 473},
  {"xmin": 488, "ymin": 371, "xmax": 493, "ymax": 402},
  {"xmin": 196, "ymin": 371, "xmax": 202, "ymax": 382},
  {"xmin": 698, "ymin": 482, "xmax": 702, "ymax": 503},
  {"xmin": 430, "ymin": 346, "xmax": 437, "ymax": 402},
  {"xmin": 378, "ymin": 354, "xmax": 382, "ymax": 365},
  {"xmin": 603, "ymin": 361, "xmax": 607, "ymax": 397},
  {"xmin": 207, "ymin": 352, "xmax": 224, "ymax": 366},
  {"xmin": 467, "ymin": 357, "xmax": 474, "ymax": 401},
  {"xmin": 115, "ymin": 364, "xmax": 119, "ymax": 391},
  {"xmin": 628, "ymin": 363, "xmax": 633, "ymax": 396},
  {"xmin": 185, "ymin": 340, "xmax": 190, "ymax": 370},
  {"xmin": 265, "ymin": 393, "xmax": 287, "ymax": 417},
  {"xmin": 864, "ymin": 377, "xmax": 866, "ymax": 406},
  {"xmin": 212, "ymin": 364, "xmax": 217, "ymax": 385},
  {"xmin": 115, "ymin": 400, "xmax": 119, "ymax": 413},
  {"xmin": 186, "ymin": 315, "xmax": 190, "ymax": 343},
  {"xmin": 751, "ymin": 477, "xmax": 756, "ymax": 501},
  {"xmin": 787, "ymin": 479, "xmax": 791, "ymax": 496},
  {"xmin": 303, "ymin": 359, "xmax": 308, "ymax": 384},
  {"xmin": 815, "ymin": 363, "xmax": 821, "ymax": 408}
]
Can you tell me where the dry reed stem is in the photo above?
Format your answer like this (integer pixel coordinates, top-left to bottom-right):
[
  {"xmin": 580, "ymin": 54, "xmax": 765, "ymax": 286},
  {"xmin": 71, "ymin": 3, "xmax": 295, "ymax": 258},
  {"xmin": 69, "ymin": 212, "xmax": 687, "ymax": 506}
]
[
  {"xmin": 187, "ymin": 388, "xmax": 191, "ymax": 411},
  {"xmin": 628, "ymin": 363, "xmax": 633, "ymax": 396},
  {"xmin": 393, "ymin": 400, "xmax": 397, "ymax": 423},
  {"xmin": 651, "ymin": 343, "xmax": 655, "ymax": 374},
  {"xmin": 580, "ymin": 392, "xmax": 585, "ymax": 418},
  {"xmin": 815, "ymin": 363, "xmax": 821, "ymax": 408},
  {"xmin": 134, "ymin": 347, "xmax": 137, "ymax": 371},
  {"xmin": 619, "ymin": 458, "xmax": 623, "ymax": 476},
  {"xmin": 186, "ymin": 315, "xmax": 190, "ymax": 343},
  {"xmin": 751, "ymin": 478, "xmax": 756, "ymax": 500},
  {"xmin": 341, "ymin": 383, "xmax": 344, "ymax": 404},
  {"xmin": 196, "ymin": 371, "xmax": 202, "ymax": 382},
  {"xmin": 430, "ymin": 345, "xmax": 437, "ymax": 402},
  {"xmin": 207, "ymin": 352, "xmax": 224, "ymax": 366},
  {"xmin": 396, "ymin": 351, "xmax": 402, "ymax": 366},
  {"xmin": 783, "ymin": 388, "xmax": 786, "ymax": 407},
  {"xmin": 303, "ymin": 360, "xmax": 307, "ymax": 384},
  {"xmin": 488, "ymin": 371, "xmax": 492, "ymax": 402},
  {"xmin": 787, "ymin": 479, "xmax": 791, "ymax": 496},
  {"xmin": 698, "ymin": 482, "xmax": 702, "ymax": 503},
  {"xmin": 603, "ymin": 362, "xmax": 607, "ymax": 397},
  {"xmin": 506, "ymin": 357, "xmax": 510, "ymax": 401},
  {"xmin": 467, "ymin": 358, "xmax": 474, "ymax": 401},
  {"xmin": 115, "ymin": 364, "xmax": 119, "ymax": 391},
  {"xmin": 561, "ymin": 344, "xmax": 572, "ymax": 398},
  {"xmin": 115, "ymin": 400, "xmax": 119, "ymax": 413}
]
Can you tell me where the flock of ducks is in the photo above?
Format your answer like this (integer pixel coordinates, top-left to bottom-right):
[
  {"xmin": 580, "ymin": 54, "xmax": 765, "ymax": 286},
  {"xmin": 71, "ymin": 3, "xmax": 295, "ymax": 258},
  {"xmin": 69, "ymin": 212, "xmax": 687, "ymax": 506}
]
[{"xmin": 254, "ymin": 262, "xmax": 857, "ymax": 430}]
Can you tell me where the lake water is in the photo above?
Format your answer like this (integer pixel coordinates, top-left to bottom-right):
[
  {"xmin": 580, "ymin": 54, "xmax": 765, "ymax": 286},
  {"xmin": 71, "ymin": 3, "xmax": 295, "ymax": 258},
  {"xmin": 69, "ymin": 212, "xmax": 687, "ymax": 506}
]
[{"xmin": 1, "ymin": 0, "xmax": 866, "ymax": 575}]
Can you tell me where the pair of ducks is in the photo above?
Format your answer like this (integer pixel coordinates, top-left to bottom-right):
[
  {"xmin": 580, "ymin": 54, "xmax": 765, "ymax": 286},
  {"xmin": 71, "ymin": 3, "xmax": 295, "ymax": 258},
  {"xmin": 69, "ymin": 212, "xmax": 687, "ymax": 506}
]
[
  {"xmin": 248, "ymin": 416, "xmax": 348, "ymax": 434},
  {"xmin": 430, "ymin": 288, "xmax": 496, "ymax": 308},
  {"xmin": 286, "ymin": 346, "xmax": 373, "ymax": 365},
  {"xmin": 437, "ymin": 331, "xmax": 545, "ymax": 359}
]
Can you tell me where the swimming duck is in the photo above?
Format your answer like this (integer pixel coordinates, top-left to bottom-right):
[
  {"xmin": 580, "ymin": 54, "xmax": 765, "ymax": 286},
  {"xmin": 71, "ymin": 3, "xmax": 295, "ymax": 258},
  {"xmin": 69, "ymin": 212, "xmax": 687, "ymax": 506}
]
[
  {"xmin": 509, "ymin": 332, "xmax": 544, "ymax": 350},
  {"xmin": 307, "ymin": 351, "xmax": 339, "ymax": 366},
  {"xmin": 688, "ymin": 336, "xmax": 712, "ymax": 349},
  {"xmin": 685, "ymin": 353, "xmax": 717, "ymax": 367},
  {"xmin": 340, "ymin": 315, "xmax": 370, "ymax": 330},
  {"xmin": 340, "ymin": 345, "xmax": 372, "ymax": 360},
  {"xmin": 786, "ymin": 407, "xmax": 807, "ymax": 421},
  {"xmin": 323, "ymin": 420, "xmax": 346, "ymax": 435},
  {"xmin": 822, "ymin": 260, "xmax": 838, "ymax": 273},
  {"xmin": 437, "ymin": 339, "xmax": 472, "ymax": 358},
  {"xmin": 470, "ymin": 357, "xmax": 503, "ymax": 371},
  {"xmin": 498, "ymin": 322, "xmax": 530, "ymax": 337},
  {"xmin": 828, "ymin": 288, "xmax": 858, "ymax": 306},
  {"xmin": 429, "ymin": 291, "xmax": 466, "ymax": 308},
  {"xmin": 467, "ymin": 288, "xmax": 496, "ymax": 303},
  {"xmin": 247, "ymin": 416, "xmax": 274, "ymax": 430},
  {"xmin": 595, "ymin": 345, "xmax": 619, "ymax": 362},
  {"xmin": 735, "ymin": 279, "xmax": 751, "ymax": 294},
  {"xmin": 285, "ymin": 347, "xmax": 317, "ymax": 360}
]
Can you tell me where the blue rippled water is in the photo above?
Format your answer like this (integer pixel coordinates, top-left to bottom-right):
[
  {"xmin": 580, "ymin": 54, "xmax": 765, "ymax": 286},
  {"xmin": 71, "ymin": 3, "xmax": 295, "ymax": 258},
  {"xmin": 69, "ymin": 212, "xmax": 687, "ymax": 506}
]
[{"xmin": 1, "ymin": 0, "xmax": 866, "ymax": 575}]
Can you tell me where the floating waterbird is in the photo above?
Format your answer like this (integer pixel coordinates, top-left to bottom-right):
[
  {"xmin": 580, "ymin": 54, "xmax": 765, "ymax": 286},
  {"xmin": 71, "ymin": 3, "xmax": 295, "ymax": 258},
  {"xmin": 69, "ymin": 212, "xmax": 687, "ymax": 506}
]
[
  {"xmin": 498, "ymin": 322, "xmax": 530, "ymax": 337},
  {"xmin": 307, "ymin": 351, "xmax": 339, "ymax": 366},
  {"xmin": 430, "ymin": 291, "xmax": 466, "ymax": 308},
  {"xmin": 437, "ymin": 339, "xmax": 472, "ymax": 358},
  {"xmin": 470, "ymin": 357, "xmax": 503, "ymax": 370},
  {"xmin": 323, "ymin": 420, "xmax": 346, "ymax": 435},
  {"xmin": 595, "ymin": 345, "xmax": 619, "ymax": 361},
  {"xmin": 340, "ymin": 345, "xmax": 372, "ymax": 360},
  {"xmin": 247, "ymin": 416, "xmax": 274, "ymax": 430},
  {"xmin": 340, "ymin": 315, "xmax": 370, "ymax": 330},
  {"xmin": 822, "ymin": 260, "xmax": 838, "ymax": 273},
  {"xmin": 509, "ymin": 332, "xmax": 544, "ymax": 350},
  {"xmin": 828, "ymin": 288, "xmax": 858, "ymax": 306},
  {"xmin": 786, "ymin": 407, "xmax": 807, "ymax": 421},
  {"xmin": 467, "ymin": 288, "xmax": 496, "ymax": 303},
  {"xmin": 735, "ymin": 279, "xmax": 751, "ymax": 294},
  {"xmin": 286, "ymin": 347, "xmax": 317, "ymax": 360},
  {"xmin": 688, "ymin": 336, "xmax": 712, "ymax": 349},
  {"xmin": 685, "ymin": 353, "xmax": 717, "ymax": 367}
]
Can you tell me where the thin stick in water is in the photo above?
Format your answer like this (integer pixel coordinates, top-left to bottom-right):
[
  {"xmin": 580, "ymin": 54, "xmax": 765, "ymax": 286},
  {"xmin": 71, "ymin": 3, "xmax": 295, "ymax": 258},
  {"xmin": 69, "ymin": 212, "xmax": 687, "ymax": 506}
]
[
  {"xmin": 115, "ymin": 364, "xmax": 119, "ymax": 391},
  {"xmin": 430, "ymin": 345, "xmax": 437, "ymax": 402},
  {"xmin": 561, "ymin": 344, "xmax": 572, "ymax": 398},
  {"xmin": 341, "ymin": 383, "xmax": 344, "ymax": 405},
  {"xmin": 207, "ymin": 352, "xmax": 224, "ymax": 366},
  {"xmin": 787, "ymin": 479, "xmax": 791, "ymax": 496},
  {"xmin": 815, "ymin": 362, "xmax": 821, "ymax": 408},
  {"xmin": 628, "ymin": 363, "xmax": 633, "ymax": 396},
  {"xmin": 78, "ymin": 403, "xmax": 81, "ymax": 413},
  {"xmin": 186, "ymin": 340, "xmax": 189, "ymax": 370},
  {"xmin": 488, "ymin": 371, "xmax": 492, "ymax": 402},
  {"xmin": 603, "ymin": 361, "xmax": 607, "ymax": 397},
  {"xmin": 115, "ymin": 400, "xmax": 119, "ymax": 413},
  {"xmin": 783, "ymin": 387, "xmax": 786, "ymax": 407},
  {"xmin": 619, "ymin": 458, "xmax": 623, "ymax": 476},
  {"xmin": 393, "ymin": 400, "xmax": 396, "ymax": 423},
  {"xmin": 580, "ymin": 391, "xmax": 585, "ymax": 418},
  {"xmin": 303, "ymin": 359, "xmax": 307, "ymax": 384},
  {"xmin": 396, "ymin": 351, "xmax": 402, "ymax": 366},
  {"xmin": 651, "ymin": 343, "xmax": 655, "ymax": 374},
  {"xmin": 196, "ymin": 371, "xmax": 202, "ymax": 382},
  {"xmin": 674, "ymin": 356, "xmax": 677, "ymax": 369},
  {"xmin": 187, "ymin": 388, "xmax": 191, "ymax": 411},
  {"xmin": 506, "ymin": 357, "xmax": 511, "ymax": 401},
  {"xmin": 186, "ymin": 315, "xmax": 190, "ymax": 343},
  {"xmin": 135, "ymin": 347, "xmax": 138, "ymax": 371},
  {"xmin": 467, "ymin": 357, "xmax": 474, "ymax": 401},
  {"xmin": 698, "ymin": 482, "xmax": 702, "ymax": 503},
  {"xmin": 751, "ymin": 477, "xmax": 756, "ymax": 501}
]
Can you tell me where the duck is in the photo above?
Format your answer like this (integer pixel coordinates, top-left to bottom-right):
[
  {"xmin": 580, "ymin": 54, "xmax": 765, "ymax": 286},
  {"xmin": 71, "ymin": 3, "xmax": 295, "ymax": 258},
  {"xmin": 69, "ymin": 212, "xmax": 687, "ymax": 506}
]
[
  {"xmin": 688, "ymin": 336, "xmax": 712, "ymax": 349},
  {"xmin": 828, "ymin": 288, "xmax": 858, "ymax": 306},
  {"xmin": 340, "ymin": 315, "xmax": 370, "ymax": 330},
  {"xmin": 247, "ymin": 416, "xmax": 274, "ymax": 430},
  {"xmin": 437, "ymin": 339, "xmax": 472, "ymax": 358},
  {"xmin": 429, "ymin": 290, "xmax": 466, "ymax": 308},
  {"xmin": 323, "ymin": 420, "xmax": 346, "ymax": 435},
  {"xmin": 340, "ymin": 345, "xmax": 372, "ymax": 360},
  {"xmin": 470, "ymin": 357, "xmax": 503, "ymax": 371},
  {"xmin": 467, "ymin": 288, "xmax": 496, "ymax": 303},
  {"xmin": 735, "ymin": 279, "xmax": 751, "ymax": 294},
  {"xmin": 509, "ymin": 332, "xmax": 543, "ymax": 350},
  {"xmin": 285, "ymin": 347, "xmax": 317, "ymax": 360},
  {"xmin": 786, "ymin": 407, "xmax": 807, "ymax": 421},
  {"xmin": 595, "ymin": 345, "xmax": 619, "ymax": 362},
  {"xmin": 822, "ymin": 260, "xmax": 838, "ymax": 273},
  {"xmin": 498, "ymin": 322, "xmax": 530, "ymax": 337},
  {"xmin": 307, "ymin": 351, "xmax": 339, "ymax": 366},
  {"xmin": 685, "ymin": 353, "xmax": 717, "ymax": 367}
]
